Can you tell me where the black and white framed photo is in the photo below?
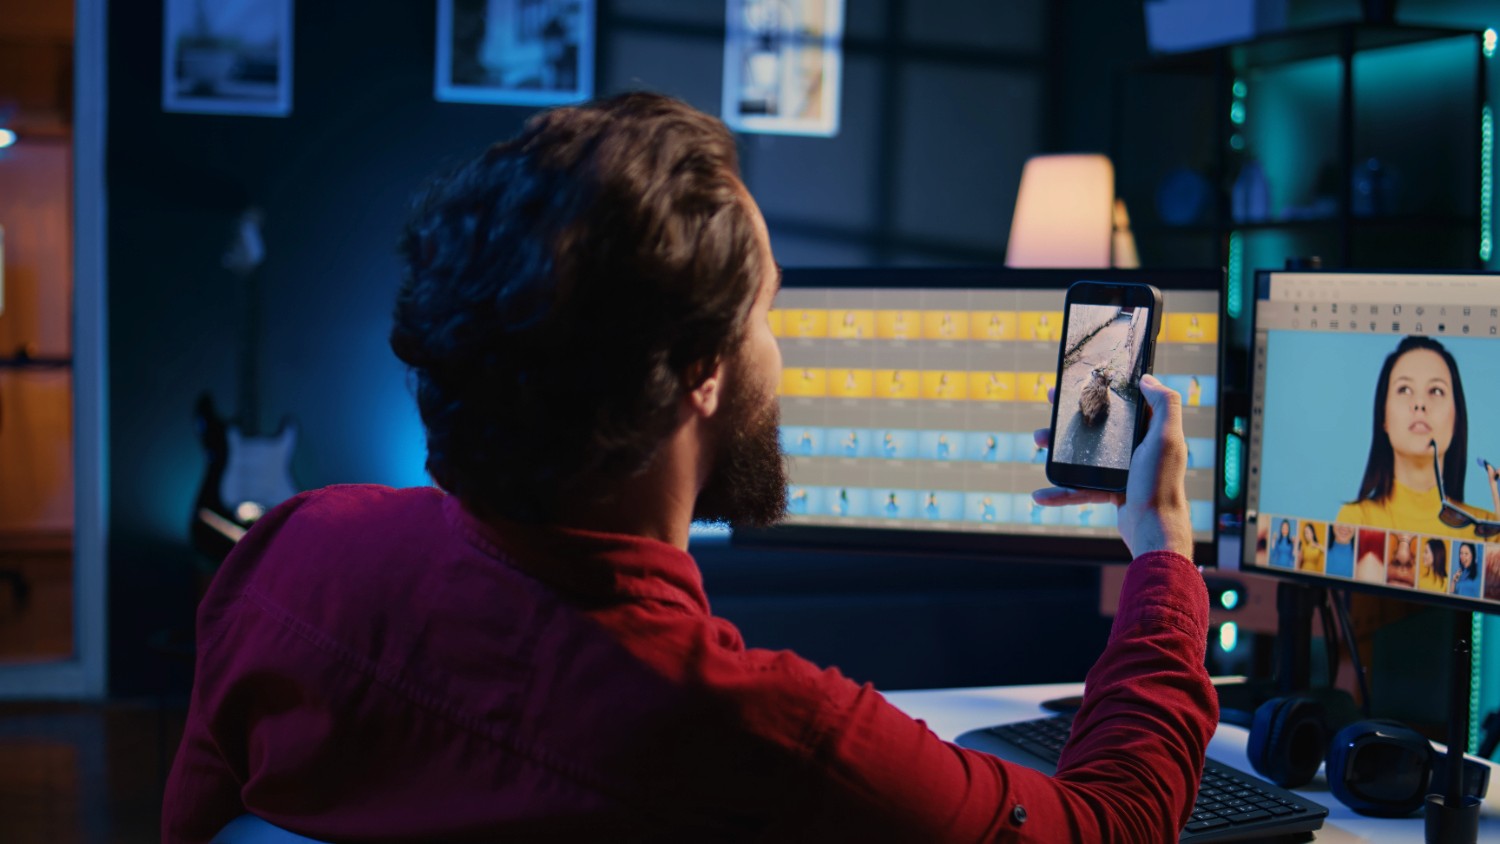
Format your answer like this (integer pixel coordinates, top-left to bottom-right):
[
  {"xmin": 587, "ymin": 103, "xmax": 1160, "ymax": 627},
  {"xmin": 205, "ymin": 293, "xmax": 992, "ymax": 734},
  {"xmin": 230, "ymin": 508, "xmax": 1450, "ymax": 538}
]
[
  {"xmin": 436, "ymin": 0, "xmax": 595, "ymax": 106},
  {"xmin": 162, "ymin": 0, "xmax": 293, "ymax": 116},
  {"xmin": 723, "ymin": 0, "xmax": 843, "ymax": 137}
]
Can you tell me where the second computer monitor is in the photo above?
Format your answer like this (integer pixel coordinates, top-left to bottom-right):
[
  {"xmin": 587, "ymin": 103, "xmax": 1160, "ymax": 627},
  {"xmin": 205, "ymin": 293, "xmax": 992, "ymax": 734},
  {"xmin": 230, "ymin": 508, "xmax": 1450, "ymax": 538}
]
[
  {"xmin": 1240, "ymin": 269, "xmax": 1500, "ymax": 612},
  {"xmin": 745, "ymin": 266, "xmax": 1223, "ymax": 564}
]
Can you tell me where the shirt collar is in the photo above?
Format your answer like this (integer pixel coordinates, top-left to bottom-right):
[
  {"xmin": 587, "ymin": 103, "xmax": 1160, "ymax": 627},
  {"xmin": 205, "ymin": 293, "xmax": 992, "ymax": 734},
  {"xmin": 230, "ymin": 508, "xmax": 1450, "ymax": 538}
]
[{"xmin": 444, "ymin": 494, "xmax": 710, "ymax": 614}]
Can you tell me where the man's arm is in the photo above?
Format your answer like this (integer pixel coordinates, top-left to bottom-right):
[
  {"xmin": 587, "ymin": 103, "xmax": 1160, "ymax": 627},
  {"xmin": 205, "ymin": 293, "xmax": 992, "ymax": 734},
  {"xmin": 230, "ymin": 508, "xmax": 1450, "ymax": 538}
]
[{"xmin": 783, "ymin": 375, "xmax": 1213, "ymax": 841}]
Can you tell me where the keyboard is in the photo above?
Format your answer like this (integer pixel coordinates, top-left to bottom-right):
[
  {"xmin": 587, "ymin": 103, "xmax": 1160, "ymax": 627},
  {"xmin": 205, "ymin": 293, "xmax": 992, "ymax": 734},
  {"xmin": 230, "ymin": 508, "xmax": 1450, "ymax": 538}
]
[{"xmin": 955, "ymin": 714, "xmax": 1329, "ymax": 842}]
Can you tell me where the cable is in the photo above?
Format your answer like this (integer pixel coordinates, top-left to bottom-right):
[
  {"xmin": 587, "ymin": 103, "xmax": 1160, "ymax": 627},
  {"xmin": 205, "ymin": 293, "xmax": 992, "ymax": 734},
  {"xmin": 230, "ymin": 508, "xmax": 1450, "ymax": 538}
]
[
  {"xmin": 1318, "ymin": 590, "xmax": 1340, "ymax": 689},
  {"xmin": 1331, "ymin": 589, "xmax": 1372, "ymax": 717}
]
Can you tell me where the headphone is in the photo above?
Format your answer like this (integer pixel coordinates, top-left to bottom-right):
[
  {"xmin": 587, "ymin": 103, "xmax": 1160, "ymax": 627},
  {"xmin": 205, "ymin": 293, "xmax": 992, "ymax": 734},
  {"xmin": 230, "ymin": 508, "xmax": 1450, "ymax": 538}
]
[{"xmin": 1246, "ymin": 695, "xmax": 1488, "ymax": 817}]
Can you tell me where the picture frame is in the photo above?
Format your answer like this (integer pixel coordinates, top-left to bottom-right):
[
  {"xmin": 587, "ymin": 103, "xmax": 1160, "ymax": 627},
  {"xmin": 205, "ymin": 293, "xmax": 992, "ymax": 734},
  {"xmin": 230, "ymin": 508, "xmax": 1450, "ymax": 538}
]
[
  {"xmin": 436, "ymin": 0, "xmax": 596, "ymax": 107},
  {"xmin": 722, "ymin": 0, "xmax": 844, "ymax": 137},
  {"xmin": 162, "ymin": 0, "xmax": 293, "ymax": 117}
]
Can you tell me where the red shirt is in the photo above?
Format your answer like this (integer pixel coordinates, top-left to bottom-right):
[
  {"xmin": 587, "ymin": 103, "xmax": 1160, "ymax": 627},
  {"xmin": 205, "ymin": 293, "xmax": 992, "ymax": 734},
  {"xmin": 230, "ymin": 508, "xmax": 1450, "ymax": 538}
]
[{"xmin": 163, "ymin": 484, "xmax": 1216, "ymax": 842}]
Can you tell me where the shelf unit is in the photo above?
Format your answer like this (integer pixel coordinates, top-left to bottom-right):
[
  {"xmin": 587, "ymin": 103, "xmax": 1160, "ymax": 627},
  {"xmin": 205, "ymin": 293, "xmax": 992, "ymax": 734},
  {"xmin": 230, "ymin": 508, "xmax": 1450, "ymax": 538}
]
[{"xmin": 1111, "ymin": 22, "xmax": 1490, "ymax": 300}]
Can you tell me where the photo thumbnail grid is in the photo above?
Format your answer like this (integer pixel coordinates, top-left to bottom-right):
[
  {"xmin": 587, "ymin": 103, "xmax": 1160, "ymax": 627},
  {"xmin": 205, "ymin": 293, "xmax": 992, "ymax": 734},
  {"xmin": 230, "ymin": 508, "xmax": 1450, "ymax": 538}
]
[
  {"xmin": 769, "ymin": 288, "xmax": 1221, "ymax": 539},
  {"xmin": 1252, "ymin": 515, "xmax": 1498, "ymax": 604}
]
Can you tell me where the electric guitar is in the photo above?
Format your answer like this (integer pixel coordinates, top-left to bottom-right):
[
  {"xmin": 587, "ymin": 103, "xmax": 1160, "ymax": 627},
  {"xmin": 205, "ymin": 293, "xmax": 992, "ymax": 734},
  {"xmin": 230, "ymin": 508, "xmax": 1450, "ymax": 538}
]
[{"xmin": 191, "ymin": 208, "xmax": 299, "ymax": 562}]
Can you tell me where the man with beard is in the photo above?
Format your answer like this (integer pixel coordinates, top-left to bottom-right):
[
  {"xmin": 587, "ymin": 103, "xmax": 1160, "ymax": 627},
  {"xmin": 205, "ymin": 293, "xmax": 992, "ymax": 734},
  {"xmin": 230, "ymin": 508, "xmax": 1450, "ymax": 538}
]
[{"xmin": 164, "ymin": 93, "xmax": 1215, "ymax": 842}]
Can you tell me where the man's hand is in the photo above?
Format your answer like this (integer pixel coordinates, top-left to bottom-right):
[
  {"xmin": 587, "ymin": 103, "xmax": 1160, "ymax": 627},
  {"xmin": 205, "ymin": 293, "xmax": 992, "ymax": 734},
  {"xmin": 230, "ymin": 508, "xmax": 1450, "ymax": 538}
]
[{"xmin": 1031, "ymin": 375, "xmax": 1194, "ymax": 559}]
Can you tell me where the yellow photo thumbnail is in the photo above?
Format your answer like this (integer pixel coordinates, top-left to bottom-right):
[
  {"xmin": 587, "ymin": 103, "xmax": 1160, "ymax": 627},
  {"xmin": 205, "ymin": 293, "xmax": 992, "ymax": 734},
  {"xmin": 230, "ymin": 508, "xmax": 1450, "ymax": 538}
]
[
  {"xmin": 922, "ymin": 310, "xmax": 970, "ymax": 340},
  {"xmin": 875, "ymin": 369, "xmax": 921, "ymax": 399},
  {"xmin": 970, "ymin": 311, "xmax": 1017, "ymax": 341},
  {"xmin": 829, "ymin": 310, "xmax": 875, "ymax": 339},
  {"xmin": 921, "ymin": 370, "xmax": 969, "ymax": 400},
  {"xmin": 876, "ymin": 310, "xmax": 922, "ymax": 340},
  {"xmin": 783, "ymin": 309, "xmax": 828, "ymax": 338},
  {"xmin": 1020, "ymin": 311, "xmax": 1062, "ymax": 341},
  {"xmin": 1018, "ymin": 371, "xmax": 1057, "ymax": 402},
  {"xmin": 969, "ymin": 371, "xmax": 1016, "ymax": 402},
  {"xmin": 1166, "ymin": 312, "xmax": 1218, "ymax": 343},
  {"xmin": 829, "ymin": 368, "xmax": 874, "ymax": 398},
  {"xmin": 781, "ymin": 368, "xmax": 828, "ymax": 397}
]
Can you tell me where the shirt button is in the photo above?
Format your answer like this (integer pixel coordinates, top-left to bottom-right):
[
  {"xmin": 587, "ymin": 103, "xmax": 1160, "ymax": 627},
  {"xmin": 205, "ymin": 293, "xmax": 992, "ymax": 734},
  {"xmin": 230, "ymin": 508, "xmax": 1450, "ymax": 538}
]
[{"xmin": 1012, "ymin": 804, "xmax": 1028, "ymax": 824}]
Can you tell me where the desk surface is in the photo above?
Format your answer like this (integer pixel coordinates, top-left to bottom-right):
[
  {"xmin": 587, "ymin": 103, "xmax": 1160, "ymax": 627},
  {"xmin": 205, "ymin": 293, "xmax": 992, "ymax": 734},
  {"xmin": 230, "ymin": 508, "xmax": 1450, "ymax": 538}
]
[{"xmin": 885, "ymin": 682, "xmax": 1499, "ymax": 843}]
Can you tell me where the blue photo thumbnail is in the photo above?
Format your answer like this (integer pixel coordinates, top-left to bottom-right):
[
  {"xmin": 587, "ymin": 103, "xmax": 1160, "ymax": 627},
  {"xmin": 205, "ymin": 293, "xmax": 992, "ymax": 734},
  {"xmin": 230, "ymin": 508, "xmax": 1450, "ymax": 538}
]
[
  {"xmin": 781, "ymin": 426, "xmax": 826, "ymax": 457},
  {"xmin": 965, "ymin": 431, "xmax": 1013, "ymax": 463},
  {"xmin": 786, "ymin": 485, "xmax": 824, "ymax": 516},
  {"xmin": 825, "ymin": 487, "xmax": 869, "ymax": 517},
  {"xmin": 919, "ymin": 430, "xmax": 966, "ymax": 461},
  {"xmin": 965, "ymin": 492, "xmax": 1013, "ymax": 524},
  {"xmin": 1158, "ymin": 374, "xmax": 1217, "ymax": 408},
  {"xmin": 876, "ymin": 488, "xmax": 920, "ymax": 519},
  {"xmin": 1013, "ymin": 432, "xmax": 1048, "ymax": 464},
  {"xmin": 1190, "ymin": 500, "xmax": 1215, "ymax": 533},
  {"xmin": 916, "ymin": 490, "xmax": 965, "ymax": 520},
  {"xmin": 1185, "ymin": 437, "xmax": 1215, "ymax": 470},
  {"xmin": 825, "ymin": 428, "xmax": 872, "ymax": 458},
  {"xmin": 876, "ymin": 429, "xmax": 918, "ymax": 460}
]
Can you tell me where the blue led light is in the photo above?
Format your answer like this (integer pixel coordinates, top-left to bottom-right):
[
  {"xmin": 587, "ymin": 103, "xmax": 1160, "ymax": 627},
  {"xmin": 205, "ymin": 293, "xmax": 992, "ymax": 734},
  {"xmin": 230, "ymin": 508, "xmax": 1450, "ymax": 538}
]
[
  {"xmin": 1484, "ymin": 28, "xmax": 1496, "ymax": 58},
  {"xmin": 1220, "ymin": 589, "xmax": 1241, "ymax": 610},
  {"xmin": 1230, "ymin": 102, "xmax": 1246, "ymax": 125},
  {"xmin": 1232, "ymin": 79, "xmax": 1247, "ymax": 98},
  {"xmin": 0, "ymin": 129, "xmax": 15, "ymax": 149}
]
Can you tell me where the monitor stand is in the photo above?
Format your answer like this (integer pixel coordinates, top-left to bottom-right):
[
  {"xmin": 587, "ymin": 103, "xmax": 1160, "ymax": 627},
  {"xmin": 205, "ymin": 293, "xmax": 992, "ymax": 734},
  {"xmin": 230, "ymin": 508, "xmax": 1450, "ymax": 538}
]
[{"xmin": 1428, "ymin": 609, "xmax": 1481, "ymax": 843}]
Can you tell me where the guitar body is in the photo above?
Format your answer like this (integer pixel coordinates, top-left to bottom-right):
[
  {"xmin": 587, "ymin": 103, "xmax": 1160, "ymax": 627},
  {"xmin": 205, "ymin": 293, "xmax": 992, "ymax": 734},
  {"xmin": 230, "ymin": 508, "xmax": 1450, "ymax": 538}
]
[{"xmin": 219, "ymin": 424, "xmax": 298, "ymax": 520}]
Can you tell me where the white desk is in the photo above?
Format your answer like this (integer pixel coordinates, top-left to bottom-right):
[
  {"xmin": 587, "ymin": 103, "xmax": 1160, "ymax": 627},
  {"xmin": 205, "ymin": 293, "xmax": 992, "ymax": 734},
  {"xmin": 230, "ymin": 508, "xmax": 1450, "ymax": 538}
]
[{"xmin": 886, "ymin": 682, "xmax": 1499, "ymax": 843}]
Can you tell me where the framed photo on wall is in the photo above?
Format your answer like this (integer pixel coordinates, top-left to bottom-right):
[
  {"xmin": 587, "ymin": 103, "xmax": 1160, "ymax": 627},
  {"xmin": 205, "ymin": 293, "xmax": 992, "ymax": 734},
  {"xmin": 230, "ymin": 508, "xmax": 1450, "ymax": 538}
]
[
  {"xmin": 162, "ymin": 0, "xmax": 293, "ymax": 116},
  {"xmin": 723, "ymin": 0, "xmax": 844, "ymax": 137},
  {"xmin": 436, "ymin": 0, "xmax": 595, "ymax": 106}
]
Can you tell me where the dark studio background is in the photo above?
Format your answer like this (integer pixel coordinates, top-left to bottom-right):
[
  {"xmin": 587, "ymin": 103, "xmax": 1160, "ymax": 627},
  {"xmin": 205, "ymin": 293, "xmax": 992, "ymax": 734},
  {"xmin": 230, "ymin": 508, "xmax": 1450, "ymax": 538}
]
[{"xmin": 104, "ymin": 0, "xmax": 1499, "ymax": 700}]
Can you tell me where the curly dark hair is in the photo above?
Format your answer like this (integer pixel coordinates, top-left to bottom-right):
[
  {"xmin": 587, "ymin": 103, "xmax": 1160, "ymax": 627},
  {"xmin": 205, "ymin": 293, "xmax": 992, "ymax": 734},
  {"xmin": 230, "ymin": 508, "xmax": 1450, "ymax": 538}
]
[{"xmin": 391, "ymin": 92, "xmax": 766, "ymax": 522}]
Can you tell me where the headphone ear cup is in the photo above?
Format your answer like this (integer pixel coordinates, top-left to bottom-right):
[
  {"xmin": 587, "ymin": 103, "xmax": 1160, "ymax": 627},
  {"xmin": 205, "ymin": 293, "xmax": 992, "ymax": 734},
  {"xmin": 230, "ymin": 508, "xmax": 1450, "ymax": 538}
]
[
  {"xmin": 1327, "ymin": 719, "xmax": 1435, "ymax": 817},
  {"xmin": 1247, "ymin": 696, "xmax": 1327, "ymax": 788}
]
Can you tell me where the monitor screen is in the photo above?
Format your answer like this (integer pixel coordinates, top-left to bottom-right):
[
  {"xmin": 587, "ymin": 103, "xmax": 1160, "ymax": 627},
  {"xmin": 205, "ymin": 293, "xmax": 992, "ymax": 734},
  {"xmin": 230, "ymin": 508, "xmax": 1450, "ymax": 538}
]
[
  {"xmin": 735, "ymin": 267, "xmax": 1223, "ymax": 564},
  {"xmin": 1240, "ymin": 270, "xmax": 1500, "ymax": 612}
]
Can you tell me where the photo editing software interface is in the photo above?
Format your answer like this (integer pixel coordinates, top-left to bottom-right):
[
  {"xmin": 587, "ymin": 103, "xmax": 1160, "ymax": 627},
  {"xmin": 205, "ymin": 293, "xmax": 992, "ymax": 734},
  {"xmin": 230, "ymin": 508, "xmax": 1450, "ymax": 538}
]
[
  {"xmin": 1244, "ymin": 271, "xmax": 1500, "ymax": 611},
  {"xmin": 770, "ymin": 280, "xmax": 1219, "ymax": 545}
]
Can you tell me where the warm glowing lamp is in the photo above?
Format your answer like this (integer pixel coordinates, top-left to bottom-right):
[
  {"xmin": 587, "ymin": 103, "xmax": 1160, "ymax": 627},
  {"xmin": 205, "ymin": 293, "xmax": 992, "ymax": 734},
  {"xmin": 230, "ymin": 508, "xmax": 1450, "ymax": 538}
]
[{"xmin": 1006, "ymin": 153, "xmax": 1139, "ymax": 269}]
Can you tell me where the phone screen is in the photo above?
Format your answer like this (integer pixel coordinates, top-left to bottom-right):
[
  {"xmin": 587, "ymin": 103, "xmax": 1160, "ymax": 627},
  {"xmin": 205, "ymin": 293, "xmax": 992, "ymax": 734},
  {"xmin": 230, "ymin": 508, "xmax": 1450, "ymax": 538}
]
[{"xmin": 1046, "ymin": 282, "xmax": 1160, "ymax": 491}]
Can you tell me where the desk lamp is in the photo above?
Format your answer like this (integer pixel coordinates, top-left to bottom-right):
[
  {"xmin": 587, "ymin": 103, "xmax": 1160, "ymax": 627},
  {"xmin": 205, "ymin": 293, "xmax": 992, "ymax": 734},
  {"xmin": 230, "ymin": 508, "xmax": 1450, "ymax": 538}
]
[{"xmin": 1005, "ymin": 153, "xmax": 1139, "ymax": 270}]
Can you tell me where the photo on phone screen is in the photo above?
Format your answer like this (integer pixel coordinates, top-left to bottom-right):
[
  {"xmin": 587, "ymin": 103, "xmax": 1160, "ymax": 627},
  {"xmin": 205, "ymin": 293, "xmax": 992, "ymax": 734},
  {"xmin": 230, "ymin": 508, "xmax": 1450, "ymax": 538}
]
[{"xmin": 1047, "ymin": 282, "xmax": 1160, "ymax": 491}]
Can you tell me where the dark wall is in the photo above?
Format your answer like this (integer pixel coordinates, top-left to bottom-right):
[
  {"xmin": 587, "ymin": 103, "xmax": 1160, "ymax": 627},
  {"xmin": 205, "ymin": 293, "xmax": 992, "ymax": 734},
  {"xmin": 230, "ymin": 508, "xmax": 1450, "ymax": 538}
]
[{"xmin": 105, "ymin": 0, "xmax": 1108, "ymax": 696}]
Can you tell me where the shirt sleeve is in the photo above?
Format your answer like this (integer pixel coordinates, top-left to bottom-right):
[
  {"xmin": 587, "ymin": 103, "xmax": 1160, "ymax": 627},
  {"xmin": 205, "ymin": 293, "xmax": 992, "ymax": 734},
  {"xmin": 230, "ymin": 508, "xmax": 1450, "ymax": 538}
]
[{"xmin": 789, "ymin": 550, "xmax": 1216, "ymax": 843}]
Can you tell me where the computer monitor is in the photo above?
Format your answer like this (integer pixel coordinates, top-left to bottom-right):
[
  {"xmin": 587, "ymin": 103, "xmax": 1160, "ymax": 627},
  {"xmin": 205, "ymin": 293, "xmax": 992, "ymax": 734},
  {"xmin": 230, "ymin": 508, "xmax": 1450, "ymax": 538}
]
[
  {"xmin": 1238, "ymin": 269, "xmax": 1500, "ymax": 612},
  {"xmin": 734, "ymin": 266, "xmax": 1224, "ymax": 564}
]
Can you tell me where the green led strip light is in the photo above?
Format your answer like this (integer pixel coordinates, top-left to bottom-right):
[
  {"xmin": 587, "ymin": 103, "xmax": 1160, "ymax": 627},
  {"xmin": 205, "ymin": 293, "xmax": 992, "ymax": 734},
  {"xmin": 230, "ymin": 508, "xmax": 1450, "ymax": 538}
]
[
  {"xmin": 1223, "ymin": 432, "xmax": 1242, "ymax": 501},
  {"xmin": 1482, "ymin": 105, "xmax": 1493, "ymax": 263},
  {"xmin": 1226, "ymin": 231, "xmax": 1243, "ymax": 319},
  {"xmin": 1472, "ymin": 613, "xmax": 1484, "ymax": 753}
]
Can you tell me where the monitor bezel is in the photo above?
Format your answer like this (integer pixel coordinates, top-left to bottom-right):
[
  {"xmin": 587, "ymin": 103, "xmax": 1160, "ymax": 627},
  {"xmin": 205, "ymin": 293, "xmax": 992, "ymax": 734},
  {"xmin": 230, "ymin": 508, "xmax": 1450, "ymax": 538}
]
[
  {"xmin": 1238, "ymin": 267, "xmax": 1500, "ymax": 615},
  {"xmin": 732, "ymin": 265, "xmax": 1226, "ymax": 567}
]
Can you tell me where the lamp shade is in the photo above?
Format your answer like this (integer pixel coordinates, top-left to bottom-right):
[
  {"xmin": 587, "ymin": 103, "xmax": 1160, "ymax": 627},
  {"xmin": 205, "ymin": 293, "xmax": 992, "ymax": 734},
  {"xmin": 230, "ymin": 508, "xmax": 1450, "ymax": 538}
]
[{"xmin": 1006, "ymin": 153, "xmax": 1116, "ymax": 269}]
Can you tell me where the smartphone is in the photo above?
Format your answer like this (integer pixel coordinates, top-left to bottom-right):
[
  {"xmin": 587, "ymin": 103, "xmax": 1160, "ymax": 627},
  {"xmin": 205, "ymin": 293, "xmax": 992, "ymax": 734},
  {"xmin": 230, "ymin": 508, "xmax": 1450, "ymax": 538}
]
[{"xmin": 1044, "ymin": 280, "xmax": 1163, "ymax": 492}]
